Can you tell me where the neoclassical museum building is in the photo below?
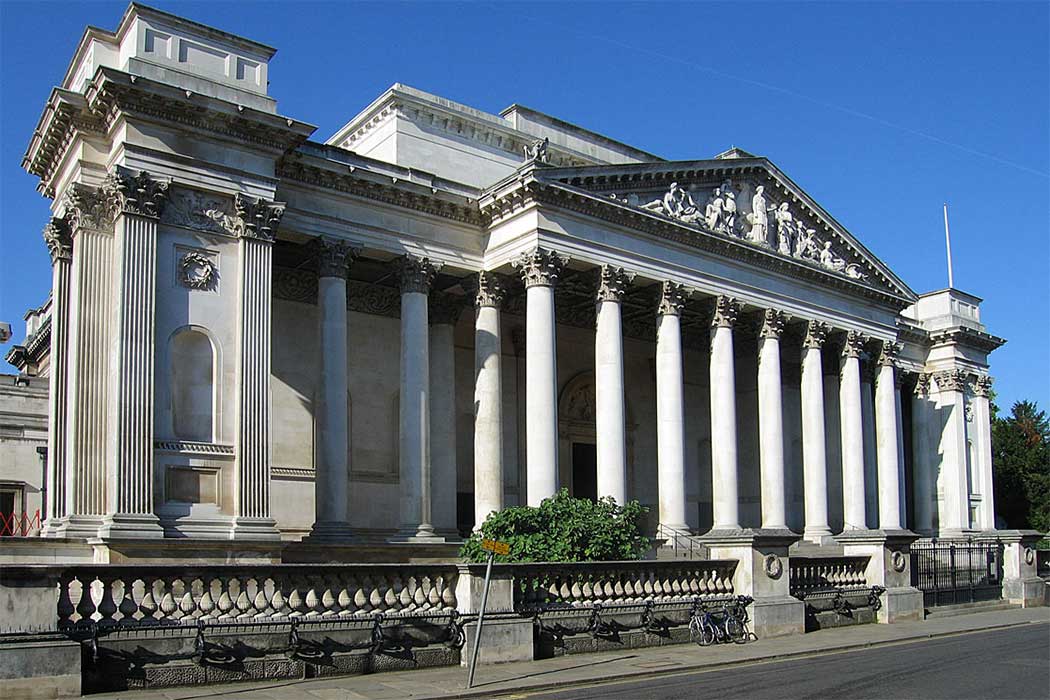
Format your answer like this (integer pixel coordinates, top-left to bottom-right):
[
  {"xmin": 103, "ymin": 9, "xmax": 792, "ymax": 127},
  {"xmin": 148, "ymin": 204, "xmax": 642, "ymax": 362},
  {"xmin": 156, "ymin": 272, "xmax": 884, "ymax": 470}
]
[{"xmin": 19, "ymin": 4, "xmax": 1004, "ymax": 548}]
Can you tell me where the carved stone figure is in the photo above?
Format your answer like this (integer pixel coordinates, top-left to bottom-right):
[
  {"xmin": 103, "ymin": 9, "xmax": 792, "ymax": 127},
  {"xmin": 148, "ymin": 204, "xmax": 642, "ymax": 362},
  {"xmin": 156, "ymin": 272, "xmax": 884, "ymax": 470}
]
[
  {"xmin": 704, "ymin": 180, "xmax": 737, "ymax": 235},
  {"xmin": 844, "ymin": 263, "xmax": 868, "ymax": 281},
  {"xmin": 794, "ymin": 227, "xmax": 818, "ymax": 261},
  {"xmin": 523, "ymin": 137, "xmax": 549, "ymax": 163},
  {"xmin": 819, "ymin": 241, "xmax": 846, "ymax": 272},
  {"xmin": 746, "ymin": 185, "xmax": 770, "ymax": 244},
  {"xmin": 642, "ymin": 182, "xmax": 704, "ymax": 223}
]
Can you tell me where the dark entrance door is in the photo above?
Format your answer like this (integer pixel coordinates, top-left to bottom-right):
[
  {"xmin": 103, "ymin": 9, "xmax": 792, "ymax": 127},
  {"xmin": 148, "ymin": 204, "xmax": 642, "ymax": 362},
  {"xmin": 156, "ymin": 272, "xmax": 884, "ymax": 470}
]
[{"xmin": 572, "ymin": 443, "xmax": 598, "ymax": 501}]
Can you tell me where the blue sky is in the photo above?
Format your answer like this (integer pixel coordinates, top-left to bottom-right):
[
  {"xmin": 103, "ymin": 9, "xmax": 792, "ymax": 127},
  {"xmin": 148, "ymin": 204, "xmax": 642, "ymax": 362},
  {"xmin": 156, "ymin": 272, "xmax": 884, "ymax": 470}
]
[{"xmin": 1, "ymin": 1, "xmax": 1047, "ymax": 411}]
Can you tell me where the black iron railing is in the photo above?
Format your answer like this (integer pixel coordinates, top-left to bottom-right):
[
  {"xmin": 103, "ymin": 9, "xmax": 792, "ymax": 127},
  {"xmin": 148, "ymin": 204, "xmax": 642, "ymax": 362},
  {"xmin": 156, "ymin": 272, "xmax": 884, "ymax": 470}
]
[{"xmin": 910, "ymin": 538, "xmax": 1004, "ymax": 607}]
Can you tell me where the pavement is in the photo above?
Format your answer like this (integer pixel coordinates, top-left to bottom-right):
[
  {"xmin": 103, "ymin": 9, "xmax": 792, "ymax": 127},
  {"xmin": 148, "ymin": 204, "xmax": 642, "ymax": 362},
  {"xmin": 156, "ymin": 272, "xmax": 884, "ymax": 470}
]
[{"xmin": 92, "ymin": 607, "xmax": 1050, "ymax": 700}]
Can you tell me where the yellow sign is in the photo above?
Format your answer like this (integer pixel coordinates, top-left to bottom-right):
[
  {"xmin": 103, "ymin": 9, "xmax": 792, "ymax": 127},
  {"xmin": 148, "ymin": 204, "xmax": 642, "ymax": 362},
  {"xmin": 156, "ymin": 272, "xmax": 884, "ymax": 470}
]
[{"xmin": 481, "ymin": 539, "xmax": 510, "ymax": 555}]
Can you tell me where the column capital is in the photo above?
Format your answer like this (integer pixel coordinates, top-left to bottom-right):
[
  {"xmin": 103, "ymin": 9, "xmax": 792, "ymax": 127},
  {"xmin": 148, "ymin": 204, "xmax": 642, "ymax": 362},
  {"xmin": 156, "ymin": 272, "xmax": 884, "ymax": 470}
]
[
  {"xmin": 468, "ymin": 271, "xmax": 505, "ymax": 308},
  {"xmin": 101, "ymin": 166, "xmax": 170, "ymax": 219},
  {"xmin": 430, "ymin": 293, "xmax": 466, "ymax": 325},
  {"xmin": 711, "ymin": 295, "xmax": 740, "ymax": 328},
  {"xmin": 657, "ymin": 281, "xmax": 688, "ymax": 316},
  {"xmin": 596, "ymin": 264, "xmax": 635, "ymax": 302},
  {"xmin": 914, "ymin": 372, "xmax": 932, "ymax": 397},
  {"xmin": 63, "ymin": 183, "xmax": 115, "ymax": 232},
  {"xmin": 234, "ymin": 193, "xmax": 285, "ymax": 242},
  {"xmin": 876, "ymin": 340, "xmax": 902, "ymax": 367},
  {"xmin": 314, "ymin": 237, "xmax": 359, "ymax": 278},
  {"xmin": 802, "ymin": 320, "xmax": 830, "ymax": 349},
  {"xmin": 972, "ymin": 375, "xmax": 994, "ymax": 398},
  {"xmin": 841, "ymin": 330, "xmax": 866, "ymax": 359},
  {"xmin": 759, "ymin": 309, "xmax": 787, "ymax": 339},
  {"xmin": 933, "ymin": 368, "xmax": 969, "ymax": 393},
  {"xmin": 395, "ymin": 254, "xmax": 440, "ymax": 294},
  {"xmin": 514, "ymin": 247, "xmax": 569, "ymax": 288},
  {"xmin": 42, "ymin": 217, "xmax": 73, "ymax": 263}
]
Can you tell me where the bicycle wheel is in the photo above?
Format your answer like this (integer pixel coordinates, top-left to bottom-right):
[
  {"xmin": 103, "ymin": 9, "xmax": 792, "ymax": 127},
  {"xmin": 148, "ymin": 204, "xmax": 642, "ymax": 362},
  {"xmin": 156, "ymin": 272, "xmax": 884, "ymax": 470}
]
[
  {"xmin": 700, "ymin": 620, "xmax": 717, "ymax": 646},
  {"xmin": 688, "ymin": 616, "xmax": 703, "ymax": 645},
  {"xmin": 724, "ymin": 615, "xmax": 745, "ymax": 643}
]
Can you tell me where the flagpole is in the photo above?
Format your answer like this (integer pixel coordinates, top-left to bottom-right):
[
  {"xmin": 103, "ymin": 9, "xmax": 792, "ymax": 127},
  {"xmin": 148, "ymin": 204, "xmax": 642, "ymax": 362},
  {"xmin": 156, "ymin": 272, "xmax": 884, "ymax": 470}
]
[{"xmin": 943, "ymin": 203, "xmax": 954, "ymax": 289}]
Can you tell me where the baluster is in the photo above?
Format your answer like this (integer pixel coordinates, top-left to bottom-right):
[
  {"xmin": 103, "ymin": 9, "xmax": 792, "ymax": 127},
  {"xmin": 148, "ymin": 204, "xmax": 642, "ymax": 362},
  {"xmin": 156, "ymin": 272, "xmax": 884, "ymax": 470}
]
[{"xmin": 57, "ymin": 574, "xmax": 76, "ymax": 627}]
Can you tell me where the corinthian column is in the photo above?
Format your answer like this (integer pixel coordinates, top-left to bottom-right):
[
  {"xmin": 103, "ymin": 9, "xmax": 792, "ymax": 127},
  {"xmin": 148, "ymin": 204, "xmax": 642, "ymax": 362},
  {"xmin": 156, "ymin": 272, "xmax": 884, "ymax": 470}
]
[
  {"xmin": 395, "ymin": 255, "xmax": 440, "ymax": 540},
  {"xmin": 473, "ymin": 272, "xmax": 504, "ymax": 529},
  {"xmin": 911, "ymin": 374, "xmax": 934, "ymax": 534},
  {"xmin": 934, "ymin": 369, "xmax": 972, "ymax": 536},
  {"xmin": 513, "ymin": 248, "xmax": 568, "ymax": 506},
  {"xmin": 306, "ymin": 238, "xmax": 357, "ymax": 543},
  {"xmin": 710, "ymin": 295, "xmax": 742, "ymax": 531},
  {"xmin": 874, "ymin": 341, "xmax": 903, "ymax": 530},
  {"xmin": 429, "ymin": 293, "xmax": 464, "ymax": 537},
  {"xmin": 596, "ymin": 265, "xmax": 634, "ymax": 504},
  {"xmin": 839, "ymin": 331, "xmax": 867, "ymax": 531},
  {"xmin": 99, "ymin": 167, "xmax": 169, "ymax": 539},
  {"xmin": 971, "ymin": 376, "xmax": 997, "ymax": 531},
  {"xmin": 231, "ymin": 194, "xmax": 284, "ymax": 540},
  {"xmin": 801, "ymin": 321, "xmax": 831, "ymax": 543},
  {"xmin": 758, "ymin": 309, "xmax": 788, "ymax": 530},
  {"xmin": 40, "ymin": 218, "xmax": 73, "ymax": 537},
  {"xmin": 656, "ymin": 282, "xmax": 688, "ymax": 532}
]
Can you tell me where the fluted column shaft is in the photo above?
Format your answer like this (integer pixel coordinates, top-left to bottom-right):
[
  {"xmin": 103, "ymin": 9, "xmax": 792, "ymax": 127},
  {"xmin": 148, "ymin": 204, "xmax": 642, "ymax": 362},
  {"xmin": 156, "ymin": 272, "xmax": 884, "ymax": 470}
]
[
  {"xmin": 710, "ymin": 296, "xmax": 741, "ymax": 531},
  {"xmin": 514, "ymin": 249, "xmax": 567, "ymax": 506},
  {"xmin": 396, "ymin": 256, "xmax": 438, "ymax": 539},
  {"xmin": 800, "ymin": 322, "xmax": 831, "ymax": 542},
  {"xmin": 874, "ymin": 343, "xmax": 902, "ymax": 529},
  {"xmin": 100, "ymin": 169, "xmax": 170, "ymax": 538},
  {"xmin": 758, "ymin": 310, "xmax": 787, "ymax": 530},
  {"xmin": 935, "ymin": 369, "xmax": 972, "ymax": 535},
  {"xmin": 429, "ymin": 295, "xmax": 462, "ymax": 537},
  {"xmin": 911, "ymin": 374, "xmax": 934, "ymax": 534},
  {"xmin": 972, "ymin": 376, "xmax": 996, "ymax": 530},
  {"xmin": 41, "ymin": 219, "xmax": 73, "ymax": 536},
  {"xmin": 473, "ymin": 273, "xmax": 504, "ymax": 529},
  {"xmin": 595, "ymin": 266, "xmax": 633, "ymax": 504},
  {"xmin": 840, "ymin": 332, "xmax": 867, "ymax": 531},
  {"xmin": 231, "ymin": 194, "xmax": 283, "ymax": 540},
  {"xmin": 656, "ymin": 282, "xmax": 688, "ymax": 531},
  {"xmin": 307, "ymin": 238, "xmax": 356, "ymax": 542}
]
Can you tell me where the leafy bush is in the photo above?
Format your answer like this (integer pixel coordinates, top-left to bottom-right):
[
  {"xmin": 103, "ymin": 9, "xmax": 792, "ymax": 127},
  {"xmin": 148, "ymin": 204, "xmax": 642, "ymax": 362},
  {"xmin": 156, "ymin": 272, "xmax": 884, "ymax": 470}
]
[{"xmin": 460, "ymin": 488, "xmax": 650, "ymax": 563}]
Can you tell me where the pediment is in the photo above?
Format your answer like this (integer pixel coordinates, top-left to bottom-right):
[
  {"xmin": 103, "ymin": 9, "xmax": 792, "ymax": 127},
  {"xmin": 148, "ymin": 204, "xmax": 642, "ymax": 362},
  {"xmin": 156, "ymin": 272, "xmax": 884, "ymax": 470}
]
[{"xmin": 531, "ymin": 159, "xmax": 916, "ymax": 303}]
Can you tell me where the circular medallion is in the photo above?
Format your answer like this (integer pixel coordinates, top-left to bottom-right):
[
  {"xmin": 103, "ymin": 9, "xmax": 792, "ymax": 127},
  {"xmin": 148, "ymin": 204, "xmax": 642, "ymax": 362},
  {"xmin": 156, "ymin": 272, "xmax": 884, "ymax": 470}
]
[
  {"xmin": 892, "ymin": 551, "xmax": 907, "ymax": 572},
  {"xmin": 763, "ymin": 553, "xmax": 782, "ymax": 579},
  {"xmin": 179, "ymin": 252, "xmax": 216, "ymax": 290},
  {"xmin": 1025, "ymin": 547, "xmax": 1035, "ymax": 566}
]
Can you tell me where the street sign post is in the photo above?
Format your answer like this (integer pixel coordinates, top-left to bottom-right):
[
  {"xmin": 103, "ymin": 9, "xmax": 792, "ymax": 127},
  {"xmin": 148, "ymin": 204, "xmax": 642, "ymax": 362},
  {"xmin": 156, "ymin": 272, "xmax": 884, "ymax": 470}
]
[{"xmin": 466, "ymin": 538, "xmax": 509, "ymax": 688}]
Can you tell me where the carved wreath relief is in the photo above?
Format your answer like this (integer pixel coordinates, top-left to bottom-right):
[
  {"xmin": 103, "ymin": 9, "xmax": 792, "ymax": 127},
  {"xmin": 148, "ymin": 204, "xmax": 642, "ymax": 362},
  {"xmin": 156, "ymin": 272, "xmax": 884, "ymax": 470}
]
[
  {"xmin": 178, "ymin": 251, "xmax": 217, "ymax": 290},
  {"xmin": 763, "ymin": 553, "xmax": 783, "ymax": 579},
  {"xmin": 615, "ymin": 180, "xmax": 867, "ymax": 282}
]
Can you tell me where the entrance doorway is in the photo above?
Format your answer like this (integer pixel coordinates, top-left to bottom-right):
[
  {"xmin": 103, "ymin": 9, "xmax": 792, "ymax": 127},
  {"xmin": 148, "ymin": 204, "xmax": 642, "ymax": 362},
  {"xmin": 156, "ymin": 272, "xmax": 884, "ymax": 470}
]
[{"xmin": 572, "ymin": 443, "xmax": 597, "ymax": 501}]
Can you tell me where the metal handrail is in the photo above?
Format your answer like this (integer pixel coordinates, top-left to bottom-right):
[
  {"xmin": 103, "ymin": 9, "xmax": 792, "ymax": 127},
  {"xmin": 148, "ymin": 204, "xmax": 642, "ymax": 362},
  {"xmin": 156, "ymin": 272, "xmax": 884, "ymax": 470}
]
[{"xmin": 656, "ymin": 524, "xmax": 704, "ymax": 559}]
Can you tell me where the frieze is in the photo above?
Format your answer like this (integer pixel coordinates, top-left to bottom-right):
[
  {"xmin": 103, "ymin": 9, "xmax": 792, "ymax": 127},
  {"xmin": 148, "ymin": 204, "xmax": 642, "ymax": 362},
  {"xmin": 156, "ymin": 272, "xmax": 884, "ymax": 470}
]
[
  {"xmin": 42, "ymin": 217, "xmax": 73, "ymax": 263},
  {"xmin": 163, "ymin": 187, "xmax": 235, "ymax": 235}
]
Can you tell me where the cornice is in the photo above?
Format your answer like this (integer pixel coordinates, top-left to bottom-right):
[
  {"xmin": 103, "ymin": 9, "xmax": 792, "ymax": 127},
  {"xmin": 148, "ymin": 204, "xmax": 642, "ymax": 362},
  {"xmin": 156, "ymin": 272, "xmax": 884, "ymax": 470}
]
[{"xmin": 928, "ymin": 325, "xmax": 1006, "ymax": 354}]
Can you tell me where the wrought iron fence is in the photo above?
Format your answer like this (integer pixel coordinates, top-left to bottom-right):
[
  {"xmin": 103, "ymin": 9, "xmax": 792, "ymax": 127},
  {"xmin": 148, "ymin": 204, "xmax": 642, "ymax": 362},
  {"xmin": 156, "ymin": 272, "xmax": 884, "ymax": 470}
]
[{"xmin": 910, "ymin": 538, "xmax": 1004, "ymax": 608}]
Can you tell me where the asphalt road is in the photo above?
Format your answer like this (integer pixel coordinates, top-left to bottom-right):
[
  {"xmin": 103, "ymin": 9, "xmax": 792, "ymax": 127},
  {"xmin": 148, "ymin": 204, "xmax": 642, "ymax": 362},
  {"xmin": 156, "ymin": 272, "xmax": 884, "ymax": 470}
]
[{"xmin": 522, "ymin": 623, "xmax": 1050, "ymax": 700}]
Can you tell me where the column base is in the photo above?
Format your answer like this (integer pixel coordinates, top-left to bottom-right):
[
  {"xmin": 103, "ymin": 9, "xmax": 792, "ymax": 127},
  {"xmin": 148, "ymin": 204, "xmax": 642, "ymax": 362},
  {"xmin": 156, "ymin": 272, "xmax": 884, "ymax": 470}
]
[
  {"xmin": 389, "ymin": 525, "xmax": 447, "ymax": 543},
  {"xmin": 40, "ymin": 517, "xmax": 70, "ymax": 538},
  {"xmin": 96, "ymin": 513, "xmax": 164, "ymax": 540},
  {"xmin": 228, "ymin": 516, "xmax": 281, "ymax": 541},
  {"xmin": 59, "ymin": 514, "xmax": 105, "ymax": 539},
  {"xmin": 302, "ymin": 521, "xmax": 355, "ymax": 544},
  {"xmin": 802, "ymin": 526, "xmax": 834, "ymax": 545}
]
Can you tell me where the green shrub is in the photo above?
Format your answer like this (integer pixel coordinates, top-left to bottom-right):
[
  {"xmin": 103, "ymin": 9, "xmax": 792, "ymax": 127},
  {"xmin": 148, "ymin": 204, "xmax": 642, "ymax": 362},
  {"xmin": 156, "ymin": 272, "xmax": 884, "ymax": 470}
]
[{"xmin": 460, "ymin": 488, "xmax": 650, "ymax": 563}]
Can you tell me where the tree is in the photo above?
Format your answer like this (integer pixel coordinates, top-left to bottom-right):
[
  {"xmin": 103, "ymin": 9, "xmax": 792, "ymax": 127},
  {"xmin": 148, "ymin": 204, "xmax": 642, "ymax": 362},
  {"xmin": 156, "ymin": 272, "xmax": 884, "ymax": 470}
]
[
  {"xmin": 992, "ymin": 400, "xmax": 1050, "ymax": 532},
  {"xmin": 460, "ymin": 489, "xmax": 650, "ymax": 563}
]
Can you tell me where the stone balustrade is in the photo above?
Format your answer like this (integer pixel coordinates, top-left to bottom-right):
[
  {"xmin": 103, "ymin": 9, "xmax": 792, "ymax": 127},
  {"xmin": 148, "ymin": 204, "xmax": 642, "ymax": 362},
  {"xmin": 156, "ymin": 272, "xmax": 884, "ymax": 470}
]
[
  {"xmin": 505, "ymin": 560, "xmax": 738, "ymax": 610},
  {"xmin": 789, "ymin": 556, "xmax": 870, "ymax": 598},
  {"xmin": 56, "ymin": 564, "xmax": 459, "ymax": 627}
]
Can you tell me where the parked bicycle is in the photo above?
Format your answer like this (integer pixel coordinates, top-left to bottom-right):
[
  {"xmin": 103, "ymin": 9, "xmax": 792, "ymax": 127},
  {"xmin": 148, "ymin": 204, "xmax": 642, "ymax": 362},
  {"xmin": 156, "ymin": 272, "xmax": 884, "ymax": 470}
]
[{"xmin": 688, "ymin": 595, "xmax": 755, "ymax": 646}]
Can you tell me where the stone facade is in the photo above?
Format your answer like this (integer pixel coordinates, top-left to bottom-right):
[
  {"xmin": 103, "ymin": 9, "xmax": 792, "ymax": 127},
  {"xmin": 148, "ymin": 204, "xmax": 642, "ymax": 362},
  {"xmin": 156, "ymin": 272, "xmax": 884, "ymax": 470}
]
[{"xmin": 14, "ymin": 4, "xmax": 1005, "ymax": 546}]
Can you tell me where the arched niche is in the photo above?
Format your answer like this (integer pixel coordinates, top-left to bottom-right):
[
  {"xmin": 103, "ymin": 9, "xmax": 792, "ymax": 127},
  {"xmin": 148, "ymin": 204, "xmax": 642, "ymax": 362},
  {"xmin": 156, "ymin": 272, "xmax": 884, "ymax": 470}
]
[{"xmin": 169, "ymin": 325, "xmax": 219, "ymax": 443}]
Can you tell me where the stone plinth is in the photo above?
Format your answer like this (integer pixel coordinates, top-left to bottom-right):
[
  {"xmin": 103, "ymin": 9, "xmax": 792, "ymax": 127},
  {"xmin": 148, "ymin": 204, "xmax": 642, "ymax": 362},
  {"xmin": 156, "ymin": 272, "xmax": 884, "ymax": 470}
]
[
  {"xmin": 456, "ymin": 564, "xmax": 533, "ymax": 665},
  {"xmin": 835, "ymin": 528, "xmax": 923, "ymax": 623},
  {"xmin": 699, "ymin": 528, "xmax": 805, "ymax": 638},
  {"xmin": 977, "ymin": 529, "xmax": 1045, "ymax": 608}
]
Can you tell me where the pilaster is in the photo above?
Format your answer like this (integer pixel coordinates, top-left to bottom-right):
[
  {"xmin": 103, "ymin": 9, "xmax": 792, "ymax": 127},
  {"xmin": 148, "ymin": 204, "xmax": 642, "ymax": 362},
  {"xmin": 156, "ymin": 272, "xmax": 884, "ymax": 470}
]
[
  {"xmin": 932, "ymin": 368, "xmax": 972, "ymax": 536},
  {"xmin": 970, "ymin": 375, "xmax": 997, "ymax": 531}
]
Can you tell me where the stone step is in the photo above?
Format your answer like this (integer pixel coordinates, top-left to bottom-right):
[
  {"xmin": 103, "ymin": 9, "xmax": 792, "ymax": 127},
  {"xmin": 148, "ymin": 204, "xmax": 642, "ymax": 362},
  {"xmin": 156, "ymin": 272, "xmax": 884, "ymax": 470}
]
[{"xmin": 924, "ymin": 599, "xmax": 1018, "ymax": 619}]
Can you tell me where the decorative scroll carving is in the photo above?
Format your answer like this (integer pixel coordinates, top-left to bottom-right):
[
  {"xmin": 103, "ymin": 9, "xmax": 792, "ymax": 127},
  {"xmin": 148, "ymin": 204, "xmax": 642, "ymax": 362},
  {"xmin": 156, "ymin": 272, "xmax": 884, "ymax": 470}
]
[
  {"xmin": 101, "ymin": 167, "xmax": 170, "ymax": 218},
  {"xmin": 163, "ymin": 188, "xmax": 233, "ymax": 234},
  {"xmin": 349, "ymin": 280, "xmax": 401, "ymax": 316},
  {"xmin": 429, "ymin": 293, "xmax": 466, "ymax": 325},
  {"xmin": 803, "ymin": 320, "xmax": 830, "ymax": 349},
  {"xmin": 64, "ymin": 183, "xmax": 115, "ymax": 231},
  {"xmin": 513, "ymin": 247, "xmax": 569, "ymax": 288},
  {"xmin": 972, "ymin": 375, "xmax": 994, "ymax": 398},
  {"xmin": 841, "ymin": 331, "xmax": 866, "ymax": 359},
  {"xmin": 273, "ymin": 266, "xmax": 317, "ymax": 304},
  {"xmin": 315, "ymin": 237, "xmax": 359, "ymax": 278},
  {"xmin": 914, "ymin": 372, "xmax": 931, "ymax": 397},
  {"xmin": 178, "ymin": 251, "xmax": 217, "ymax": 290},
  {"xmin": 42, "ymin": 218, "xmax": 72, "ymax": 263},
  {"xmin": 233, "ymin": 194, "xmax": 285, "ymax": 241},
  {"xmin": 657, "ymin": 281, "xmax": 688, "ymax": 316},
  {"xmin": 395, "ymin": 255, "xmax": 439, "ymax": 294},
  {"xmin": 471, "ymin": 271, "xmax": 505, "ymax": 308},
  {"xmin": 876, "ymin": 341, "xmax": 901, "ymax": 367},
  {"xmin": 933, "ymin": 369, "xmax": 969, "ymax": 393},
  {"xmin": 711, "ymin": 295, "xmax": 741, "ymax": 328},
  {"xmin": 596, "ymin": 265, "xmax": 635, "ymax": 302},
  {"xmin": 759, "ymin": 309, "xmax": 787, "ymax": 339},
  {"xmin": 523, "ymin": 136, "xmax": 550, "ymax": 163}
]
